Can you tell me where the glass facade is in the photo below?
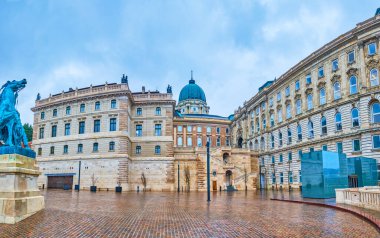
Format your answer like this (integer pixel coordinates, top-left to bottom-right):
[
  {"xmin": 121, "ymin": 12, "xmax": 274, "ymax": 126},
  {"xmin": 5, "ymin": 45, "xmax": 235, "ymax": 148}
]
[
  {"xmin": 347, "ymin": 157, "xmax": 378, "ymax": 187},
  {"xmin": 301, "ymin": 151, "xmax": 348, "ymax": 198}
]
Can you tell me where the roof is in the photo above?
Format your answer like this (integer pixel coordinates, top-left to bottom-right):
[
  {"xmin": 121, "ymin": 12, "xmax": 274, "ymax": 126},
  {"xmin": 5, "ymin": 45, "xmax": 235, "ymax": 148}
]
[
  {"xmin": 175, "ymin": 111, "xmax": 231, "ymax": 121},
  {"xmin": 178, "ymin": 78, "xmax": 207, "ymax": 103}
]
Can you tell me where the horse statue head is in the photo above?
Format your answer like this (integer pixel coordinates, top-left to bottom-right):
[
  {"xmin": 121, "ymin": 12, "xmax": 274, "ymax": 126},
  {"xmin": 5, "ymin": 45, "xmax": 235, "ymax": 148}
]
[{"xmin": 1, "ymin": 79, "xmax": 27, "ymax": 94}]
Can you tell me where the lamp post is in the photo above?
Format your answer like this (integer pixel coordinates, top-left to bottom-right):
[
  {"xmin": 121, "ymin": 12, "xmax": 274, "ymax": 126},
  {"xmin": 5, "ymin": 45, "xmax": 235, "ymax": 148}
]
[
  {"xmin": 177, "ymin": 161, "xmax": 180, "ymax": 193},
  {"xmin": 206, "ymin": 141, "xmax": 211, "ymax": 202}
]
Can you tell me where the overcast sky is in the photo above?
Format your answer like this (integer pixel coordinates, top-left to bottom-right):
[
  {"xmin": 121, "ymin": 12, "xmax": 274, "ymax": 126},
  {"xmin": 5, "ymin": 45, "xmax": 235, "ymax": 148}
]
[{"xmin": 0, "ymin": 0, "xmax": 378, "ymax": 124}]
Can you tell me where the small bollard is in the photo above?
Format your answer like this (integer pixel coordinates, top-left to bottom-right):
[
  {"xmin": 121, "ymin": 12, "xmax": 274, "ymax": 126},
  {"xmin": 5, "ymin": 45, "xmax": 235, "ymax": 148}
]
[
  {"xmin": 137, "ymin": 186, "xmax": 140, "ymax": 192},
  {"xmin": 42, "ymin": 184, "xmax": 45, "ymax": 190},
  {"xmin": 219, "ymin": 186, "xmax": 222, "ymax": 192}
]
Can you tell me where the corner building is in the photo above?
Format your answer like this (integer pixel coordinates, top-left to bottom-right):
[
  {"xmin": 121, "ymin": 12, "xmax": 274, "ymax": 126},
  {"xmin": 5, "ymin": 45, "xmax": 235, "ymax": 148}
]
[{"xmin": 232, "ymin": 14, "xmax": 380, "ymax": 190}]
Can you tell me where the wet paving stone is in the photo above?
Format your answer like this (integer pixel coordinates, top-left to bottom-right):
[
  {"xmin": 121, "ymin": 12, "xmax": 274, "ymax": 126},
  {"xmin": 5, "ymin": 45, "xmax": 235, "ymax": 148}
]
[{"xmin": 0, "ymin": 190, "xmax": 378, "ymax": 238}]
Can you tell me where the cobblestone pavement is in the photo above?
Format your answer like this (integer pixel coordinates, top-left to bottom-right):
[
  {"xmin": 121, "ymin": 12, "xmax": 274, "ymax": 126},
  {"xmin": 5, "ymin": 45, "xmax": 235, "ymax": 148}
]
[{"xmin": 0, "ymin": 190, "xmax": 378, "ymax": 238}]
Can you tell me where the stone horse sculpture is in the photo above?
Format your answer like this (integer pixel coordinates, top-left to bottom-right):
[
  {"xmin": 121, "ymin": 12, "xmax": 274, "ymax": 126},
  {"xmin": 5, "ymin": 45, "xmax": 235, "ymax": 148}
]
[{"xmin": 0, "ymin": 79, "xmax": 29, "ymax": 148}]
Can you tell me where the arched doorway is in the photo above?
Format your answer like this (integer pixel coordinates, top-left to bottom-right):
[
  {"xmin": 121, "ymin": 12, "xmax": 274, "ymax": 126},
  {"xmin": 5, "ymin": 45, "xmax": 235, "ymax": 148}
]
[
  {"xmin": 226, "ymin": 170, "xmax": 232, "ymax": 186},
  {"xmin": 237, "ymin": 137, "xmax": 243, "ymax": 148}
]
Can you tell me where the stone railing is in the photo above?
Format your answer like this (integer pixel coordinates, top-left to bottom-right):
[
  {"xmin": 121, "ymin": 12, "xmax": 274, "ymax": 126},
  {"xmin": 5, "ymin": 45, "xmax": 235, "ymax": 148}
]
[{"xmin": 336, "ymin": 186, "xmax": 380, "ymax": 211}]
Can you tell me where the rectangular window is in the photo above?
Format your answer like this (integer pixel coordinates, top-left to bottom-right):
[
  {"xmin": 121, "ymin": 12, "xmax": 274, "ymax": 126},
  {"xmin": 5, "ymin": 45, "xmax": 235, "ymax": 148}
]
[
  {"xmin": 177, "ymin": 126, "xmax": 183, "ymax": 133},
  {"xmin": 206, "ymin": 127, "xmax": 211, "ymax": 134},
  {"xmin": 226, "ymin": 137, "xmax": 230, "ymax": 146},
  {"xmin": 289, "ymin": 171, "xmax": 293, "ymax": 183},
  {"xmin": 272, "ymin": 173, "xmax": 276, "ymax": 184},
  {"xmin": 295, "ymin": 80, "xmax": 300, "ymax": 91},
  {"xmin": 63, "ymin": 145, "xmax": 68, "ymax": 154},
  {"xmin": 261, "ymin": 101, "xmax": 266, "ymax": 110},
  {"xmin": 288, "ymin": 152, "xmax": 292, "ymax": 161},
  {"xmin": 50, "ymin": 146, "xmax": 54, "ymax": 155},
  {"xmin": 39, "ymin": 127, "xmax": 44, "ymax": 139},
  {"xmin": 216, "ymin": 127, "xmax": 220, "ymax": 134},
  {"xmin": 66, "ymin": 106, "xmax": 71, "ymax": 115},
  {"xmin": 348, "ymin": 50, "xmax": 355, "ymax": 63},
  {"xmin": 318, "ymin": 66, "xmax": 324, "ymax": 78},
  {"xmin": 93, "ymin": 120, "xmax": 100, "ymax": 133},
  {"xmin": 79, "ymin": 121, "xmax": 85, "ymax": 134},
  {"xmin": 271, "ymin": 156, "xmax": 275, "ymax": 164},
  {"xmin": 51, "ymin": 125, "xmax": 57, "ymax": 137},
  {"xmin": 40, "ymin": 112, "xmax": 45, "ymax": 120},
  {"xmin": 368, "ymin": 42, "xmax": 377, "ymax": 55},
  {"xmin": 79, "ymin": 121, "xmax": 86, "ymax": 134},
  {"xmin": 306, "ymin": 74, "xmax": 312, "ymax": 85},
  {"xmin": 95, "ymin": 102, "xmax": 101, "ymax": 111},
  {"xmin": 332, "ymin": 59, "xmax": 338, "ymax": 72},
  {"xmin": 187, "ymin": 126, "xmax": 192, "ymax": 133},
  {"xmin": 77, "ymin": 144, "xmax": 83, "ymax": 153},
  {"xmin": 298, "ymin": 150, "xmax": 302, "ymax": 160},
  {"xmin": 136, "ymin": 108, "xmax": 142, "ymax": 116},
  {"xmin": 280, "ymin": 172, "xmax": 283, "ymax": 184},
  {"xmin": 322, "ymin": 144, "xmax": 328, "ymax": 151},
  {"xmin": 279, "ymin": 154, "xmax": 283, "ymax": 163},
  {"xmin": 310, "ymin": 147, "xmax": 314, "ymax": 152},
  {"xmin": 256, "ymin": 107, "xmax": 260, "ymax": 115},
  {"xmin": 285, "ymin": 86, "xmax": 290, "ymax": 97},
  {"xmin": 109, "ymin": 118, "xmax": 117, "ymax": 132},
  {"xmin": 111, "ymin": 100, "xmax": 117, "ymax": 109},
  {"xmin": 373, "ymin": 135, "xmax": 380, "ymax": 149},
  {"xmin": 155, "ymin": 124, "xmax": 162, "ymax": 136},
  {"xmin": 155, "ymin": 146, "xmax": 161, "ymax": 154},
  {"xmin": 187, "ymin": 137, "xmax": 192, "ymax": 147},
  {"xmin": 269, "ymin": 97, "xmax": 273, "ymax": 107},
  {"xmin": 64, "ymin": 123, "xmax": 70, "ymax": 136},
  {"xmin": 336, "ymin": 142, "xmax": 343, "ymax": 153},
  {"xmin": 136, "ymin": 146, "xmax": 141, "ymax": 154},
  {"xmin": 53, "ymin": 109, "xmax": 58, "ymax": 117},
  {"xmin": 352, "ymin": 139, "xmax": 361, "ymax": 152},
  {"xmin": 177, "ymin": 136, "xmax": 183, "ymax": 146},
  {"xmin": 136, "ymin": 125, "xmax": 142, "ymax": 137},
  {"xmin": 197, "ymin": 126, "xmax": 202, "ymax": 133},
  {"xmin": 93, "ymin": 143, "xmax": 99, "ymax": 152}
]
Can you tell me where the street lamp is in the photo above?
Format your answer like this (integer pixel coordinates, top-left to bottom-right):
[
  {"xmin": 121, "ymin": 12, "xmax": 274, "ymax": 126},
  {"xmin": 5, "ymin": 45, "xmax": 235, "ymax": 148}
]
[
  {"xmin": 206, "ymin": 141, "xmax": 211, "ymax": 202},
  {"xmin": 177, "ymin": 161, "xmax": 180, "ymax": 193}
]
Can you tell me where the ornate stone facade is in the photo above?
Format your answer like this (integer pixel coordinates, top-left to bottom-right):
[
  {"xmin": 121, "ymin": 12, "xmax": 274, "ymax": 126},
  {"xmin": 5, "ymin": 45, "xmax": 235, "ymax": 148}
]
[{"xmin": 231, "ymin": 14, "xmax": 380, "ymax": 190}]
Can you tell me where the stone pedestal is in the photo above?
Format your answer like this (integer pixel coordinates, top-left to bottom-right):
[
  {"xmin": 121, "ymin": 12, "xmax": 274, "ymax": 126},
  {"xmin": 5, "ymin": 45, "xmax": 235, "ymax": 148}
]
[{"xmin": 0, "ymin": 148, "xmax": 44, "ymax": 224}]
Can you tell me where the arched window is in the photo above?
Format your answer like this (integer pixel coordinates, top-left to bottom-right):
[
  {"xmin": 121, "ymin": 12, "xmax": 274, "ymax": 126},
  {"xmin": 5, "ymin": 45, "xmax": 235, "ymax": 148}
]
[
  {"xmin": 297, "ymin": 124, "xmax": 302, "ymax": 141},
  {"xmin": 250, "ymin": 121, "xmax": 254, "ymax": 134},
  {"xmin": 319, "ymin": 88, "xmax": 326, "ymax": 105},
  {"xmin": 371, "ymin": 102, "xmax": 380, "ymax": 123},
  {"xmin": 254, "ymin": 139, "xmax": 259, "ymax": 150},
  {"xmin": 260, "ymin": 137, "xmax": 265, "ymax": 150},
  {"xmin": 53, "ymin": 109, "xmax": 58, "ymax": 117},
  {"xmin": 256, "ymin": 120, "xmax": 260, "ymax": 132},
  {"xmin": 370, "ymin": 68, "xmax": 379, "ymax": 87},
  {"xmin": 109, "ymin": 141, "xmax": 115, "ymax": 151},
  {"xmin": 307, "ymin": 94, "xmax": 313, "ymax": 110},
  {"xmin": 350, "ymin": 76, "xmax": 358, "ymax": 94},
  {"xmin": 321, "ymin": 116, "xmax": 327, "ymax": 135},
  {"xmin": 286, "ymin": 104, "xmax": 291, "ymax": 119},
  {"xmin": 262, "ymin": 117, "xmax": 266, "ymax": 129},
  {"xmin": 287, "ymin": 128, "xmax": 292, "ymax": 144},
  {"xmin": 333, "ymin": 82, "xmax": 341, "ymax": 100},
  {"xmin": 270, "ymin": 113, "xmax": 275, "ymax": 127},
  {"xmin": 296, "ymin": 99, "xmax": 301, "ymax": 115},
  {"xmin": 351, "ymin": 108, "xmax": 360, "ymax": 127},
  {"xmin": 177, "ymin": 137, "xmax": 183, "ymax": 146},
  {"xmin": 278, "ymin": 109, "xmax": 283, "ymax": 123},
  {"xmin": 155, "ymin": 107, "xmax": 161, "ymax": 115},
  {"xmin": 270, "ymin": 134, "xmax": 274, "ymax": 148},
  {"xmin": 279, "ymin": 131, "xmax": 283, "ymax": 146},
  {"xmin": 111, "ymin": 99, "xmax": 117, "ymax": 109},
  {"xmin": 308, "ymin": 120, "xmax": 314, "ymax": 138},
  {"xmin": 335, "ymin": 112, "xmax": 342, "ymax": 131},
  {"xmin": 155, "ymin": 145, "xmax": 161, "ymax": 154}
]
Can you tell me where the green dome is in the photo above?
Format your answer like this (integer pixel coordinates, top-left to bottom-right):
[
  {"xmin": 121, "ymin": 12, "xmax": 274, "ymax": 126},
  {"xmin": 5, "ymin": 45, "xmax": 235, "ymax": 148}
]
[{"xmin": 179, "ymin": 79, "xmax": 207, "ymax": 103}]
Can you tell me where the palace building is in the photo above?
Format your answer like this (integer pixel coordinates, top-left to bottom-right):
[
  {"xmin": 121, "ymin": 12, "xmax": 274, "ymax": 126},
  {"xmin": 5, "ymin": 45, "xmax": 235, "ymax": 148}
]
[
  {"xmin": 231, "ymin": 12, "xmax": 380, "ymax": 189},
  {"xmin": 31, "ymin": 75, "xmax": 258, "ymax": 191}
]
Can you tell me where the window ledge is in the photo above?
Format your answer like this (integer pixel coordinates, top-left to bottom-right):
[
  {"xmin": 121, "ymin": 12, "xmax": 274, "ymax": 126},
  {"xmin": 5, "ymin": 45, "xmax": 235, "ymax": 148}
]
[
  {"xmin": 371, "ymin": 149, "xmax": 380, "ymax": 152},
  {"xmin": 351, "ymin": 151, "xmax": 362, "ymax": 155},
  {"xmin": 347, "ymin": 61, "xmax": 356, "ymax": 66},
  {"xmin": 278, "ymin": 162, "xmax": 283, "ymax": 165}
]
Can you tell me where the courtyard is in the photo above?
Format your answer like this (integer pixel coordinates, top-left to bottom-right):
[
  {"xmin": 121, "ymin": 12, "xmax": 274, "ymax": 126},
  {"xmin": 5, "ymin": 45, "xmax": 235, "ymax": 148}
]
[{"xmin": 0, "ymin": 190, "xmax": 378, "ymax": 238}]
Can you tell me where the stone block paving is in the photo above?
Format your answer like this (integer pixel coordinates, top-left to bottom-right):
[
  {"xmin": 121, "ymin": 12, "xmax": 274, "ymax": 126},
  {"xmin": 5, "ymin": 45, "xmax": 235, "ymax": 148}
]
[{"xmin": 0, "ymin": 190, "xmax": 378, "ymax": 237}]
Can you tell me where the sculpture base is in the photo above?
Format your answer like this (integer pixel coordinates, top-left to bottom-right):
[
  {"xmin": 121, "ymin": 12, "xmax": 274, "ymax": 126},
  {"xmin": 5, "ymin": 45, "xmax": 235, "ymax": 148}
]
[{"xmin": 0, "ymin": 152, "xmax": 45, "ymax": 224}]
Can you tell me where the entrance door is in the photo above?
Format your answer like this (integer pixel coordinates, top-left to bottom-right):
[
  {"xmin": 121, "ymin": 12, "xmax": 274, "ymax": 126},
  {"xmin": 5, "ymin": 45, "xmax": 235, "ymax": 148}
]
[
  {"xmin": 47, "ymin": 176, "xmax": 73, "ymax": 189},
  {"xmin": 226, "ymin": 170, "xmax": 232, "ymax": 186},
  {"xmin": 213, "ymin": 181, "xmax": 217, "ymax": 191},
  {"xmin": 348, "ymin": 175, "xmax": 358, "ymax": 188}
]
